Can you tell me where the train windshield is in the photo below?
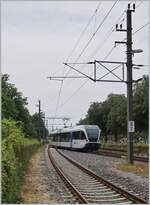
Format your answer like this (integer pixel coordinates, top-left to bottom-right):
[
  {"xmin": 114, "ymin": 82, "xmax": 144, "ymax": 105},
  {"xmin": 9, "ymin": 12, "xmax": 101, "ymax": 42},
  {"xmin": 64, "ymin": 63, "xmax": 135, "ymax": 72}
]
[{"xmin": 85, "ymin": 127, "xmax": 99, "ymax": 141}]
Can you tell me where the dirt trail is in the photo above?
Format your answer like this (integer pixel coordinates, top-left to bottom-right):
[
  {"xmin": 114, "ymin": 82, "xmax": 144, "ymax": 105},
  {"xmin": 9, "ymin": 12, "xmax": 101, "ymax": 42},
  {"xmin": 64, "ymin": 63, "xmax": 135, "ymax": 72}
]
[{"xmin": 21, "ymin": 146, "xmax": 60, "ymax": 203}]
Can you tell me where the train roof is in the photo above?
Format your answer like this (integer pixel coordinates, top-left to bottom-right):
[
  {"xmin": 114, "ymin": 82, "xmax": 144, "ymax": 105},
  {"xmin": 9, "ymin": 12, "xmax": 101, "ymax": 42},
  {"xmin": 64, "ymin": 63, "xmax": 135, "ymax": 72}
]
[{"xmin": 50, "ymin": 125, "xmax": 100, "ymax": 135}]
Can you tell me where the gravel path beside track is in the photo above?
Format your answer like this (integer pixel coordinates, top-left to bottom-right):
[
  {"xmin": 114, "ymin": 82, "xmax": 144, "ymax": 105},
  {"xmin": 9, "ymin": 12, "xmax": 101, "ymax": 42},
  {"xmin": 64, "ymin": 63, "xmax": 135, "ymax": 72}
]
[
  {"xmin": 21, "ymin": 146, "xmax": 62, "ymax": 203},
  {"xmin": 61, "ymin": 149, "xmax": 149, "ymax": 202}
]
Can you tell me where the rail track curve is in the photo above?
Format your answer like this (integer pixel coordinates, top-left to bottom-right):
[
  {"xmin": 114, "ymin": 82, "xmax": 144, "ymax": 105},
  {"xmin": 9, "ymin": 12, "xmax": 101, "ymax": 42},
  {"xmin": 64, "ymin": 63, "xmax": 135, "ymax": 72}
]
[{"xmin": 47, "ymin": 146, "xmax": 147, "ymax": 204}]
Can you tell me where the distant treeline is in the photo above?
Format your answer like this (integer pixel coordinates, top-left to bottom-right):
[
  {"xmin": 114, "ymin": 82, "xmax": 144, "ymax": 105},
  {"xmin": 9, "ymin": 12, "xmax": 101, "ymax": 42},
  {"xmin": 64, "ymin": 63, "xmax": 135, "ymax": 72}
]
[
  {"xmin": 78, "ymin": 75, "xmax": 149, "ymax": 143},
  {"xmin": 2, "ymin": 74, "xmax": 48, "ymax": 139}
]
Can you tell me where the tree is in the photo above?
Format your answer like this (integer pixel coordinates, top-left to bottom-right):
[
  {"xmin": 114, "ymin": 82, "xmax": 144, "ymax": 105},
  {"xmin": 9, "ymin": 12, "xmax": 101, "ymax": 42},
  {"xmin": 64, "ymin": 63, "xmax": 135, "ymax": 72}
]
[
  {"xmin": 31, "ymin": 113, "xmax": 49, "ymax": 139},
  {"xmin": 78, "ymin": 101, "xmax": 109, "ymax": 140},
  {"xmin": 78, "ymin": 94, "xmax": 127, "ymax": 142},
  {"xmin": 2, "ymin": 74, "xmax": 28, "ymax": 121},
  {"xmin": 106, "ymin": 94, "xmax": 127, "ymax": 142},
  {"xmin": 133, "ymin": 75, "xmax": 149, "ymax": 138},
  {"xmin": 2, "ymin": 74, "xmax": 48, "ymax": 138}
]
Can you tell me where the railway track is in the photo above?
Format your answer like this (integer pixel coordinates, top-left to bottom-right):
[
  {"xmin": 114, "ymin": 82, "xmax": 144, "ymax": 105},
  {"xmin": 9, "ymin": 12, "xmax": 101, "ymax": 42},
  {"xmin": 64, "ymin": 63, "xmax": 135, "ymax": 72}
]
[
  {"xmin": 48, "ymin": 147, "xmax": 147, "ymax": 204},
  {"xmin": 96, "ymin": 149, "xmax": 148, "ymax": 162}
]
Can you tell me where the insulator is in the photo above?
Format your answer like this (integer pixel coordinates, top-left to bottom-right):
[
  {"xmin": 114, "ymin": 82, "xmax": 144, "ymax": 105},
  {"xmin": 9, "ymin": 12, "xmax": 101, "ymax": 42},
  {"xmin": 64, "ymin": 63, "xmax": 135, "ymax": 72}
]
[
  {"xmin": 116, "ymin": 24, "xmax": 118, "ymax": 29},
  {"xmin": 133, "ymin": 3, "xmax": 135, "ymax": 10},
  {"xmin": 120, "ymin": 24, "xmax": 122, "ymax": 29},
  {"xmin": 128, "ymin": 4, "xmax": 130, "ymax": 9}
]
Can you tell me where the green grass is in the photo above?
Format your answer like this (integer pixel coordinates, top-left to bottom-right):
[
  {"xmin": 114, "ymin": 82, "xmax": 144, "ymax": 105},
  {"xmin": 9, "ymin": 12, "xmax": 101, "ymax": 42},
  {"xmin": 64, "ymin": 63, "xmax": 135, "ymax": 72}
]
[
  {"xmin": 101, "ymin": 142, "xmax": 148, "ymax": 155},
  {"xmin": 116, "ymin": 163, "xmax": 148, "ymax": 178}
]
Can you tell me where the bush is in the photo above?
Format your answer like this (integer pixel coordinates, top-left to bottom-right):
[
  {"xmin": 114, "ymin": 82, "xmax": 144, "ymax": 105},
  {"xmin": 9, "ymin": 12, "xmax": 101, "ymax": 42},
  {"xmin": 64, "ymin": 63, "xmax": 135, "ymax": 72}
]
[{"xmin": 2, "ymin": 119, "xmax": 40, "ymax": 203}]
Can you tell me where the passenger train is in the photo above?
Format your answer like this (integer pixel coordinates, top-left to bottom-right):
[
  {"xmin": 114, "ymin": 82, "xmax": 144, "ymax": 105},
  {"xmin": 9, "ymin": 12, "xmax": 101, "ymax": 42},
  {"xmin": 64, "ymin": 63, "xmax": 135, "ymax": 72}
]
[{"xmin": 50, "ymin": 125, "xmax": 101, "ymax": 151}]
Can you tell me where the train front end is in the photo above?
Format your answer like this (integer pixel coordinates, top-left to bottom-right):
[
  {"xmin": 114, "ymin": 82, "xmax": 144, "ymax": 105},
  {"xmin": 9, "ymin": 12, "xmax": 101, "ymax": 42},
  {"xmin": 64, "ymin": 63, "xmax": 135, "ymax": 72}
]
[{"xmin": 84, "ymin": 125, "xmax": 101, "ymax": 151}]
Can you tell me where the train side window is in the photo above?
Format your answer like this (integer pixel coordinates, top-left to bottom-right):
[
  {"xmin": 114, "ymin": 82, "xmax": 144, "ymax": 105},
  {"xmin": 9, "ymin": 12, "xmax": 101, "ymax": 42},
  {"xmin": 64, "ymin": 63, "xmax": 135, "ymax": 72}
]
[
  {"xmin": 60, "ymin": 133, "xmax": 70, "ymax": 142},
  {"xmin": 62, "ymin": 133, "xmax": 64, "ymax": 141},
  {"xmin": 63, "ymin": 133, "xmax": 67, "ymax": 142},
  {"xmin": 73, "ymin": 131, "xmax": 80, "ymax": 139},
  {"xmin": 80, "ymin": 131, "xmax": 86, "ymax": 140},
  {"xmin": 53, "ymin": 135, "xmax": 57, "ymax": 142},
  {"xmin": 66, "ymin": 132, "xmax": 70, "ymax": 142}
]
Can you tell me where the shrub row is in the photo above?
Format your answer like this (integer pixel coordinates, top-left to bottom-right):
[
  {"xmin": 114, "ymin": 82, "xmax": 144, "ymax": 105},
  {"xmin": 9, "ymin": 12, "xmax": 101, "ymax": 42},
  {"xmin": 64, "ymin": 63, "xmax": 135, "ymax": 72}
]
[{"xmin": 2, "ymin": 119, "xmax": 41, "ymax": 203}]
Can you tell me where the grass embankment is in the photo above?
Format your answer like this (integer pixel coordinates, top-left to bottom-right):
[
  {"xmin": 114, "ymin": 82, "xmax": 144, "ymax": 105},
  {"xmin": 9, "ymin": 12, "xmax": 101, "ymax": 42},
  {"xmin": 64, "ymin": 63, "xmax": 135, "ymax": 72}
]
[
  {"xmin": 2, "ymin": 119, "xmax": 41, "ymax": 203},
  {"xmin": 101, "ymin": 142, "xmax": 148, "ymax": 156},
  {"xmin": 101, "ymin": 141, "xmax": 148, "ymax": 177},
  {"xmin": 117, "ymin": 163, "xmax": 148, "ymax": 178}
]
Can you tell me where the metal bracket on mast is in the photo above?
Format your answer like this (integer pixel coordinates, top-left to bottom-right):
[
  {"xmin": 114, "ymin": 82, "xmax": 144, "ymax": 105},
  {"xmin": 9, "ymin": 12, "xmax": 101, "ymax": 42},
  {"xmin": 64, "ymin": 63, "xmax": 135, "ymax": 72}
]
[{"xmin": 47, "ymin": 60, "xmax": 127, "ymax": 83}]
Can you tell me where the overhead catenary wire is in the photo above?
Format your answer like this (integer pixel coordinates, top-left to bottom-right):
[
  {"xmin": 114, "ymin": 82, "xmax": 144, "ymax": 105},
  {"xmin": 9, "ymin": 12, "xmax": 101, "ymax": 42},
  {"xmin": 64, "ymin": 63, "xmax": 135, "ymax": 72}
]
[
  {"xmin": 135, "ymin": 0, "xmax": 144, "ymax": 9},
  {"xmin": 64, "ymin": 0, "xmax": 119, "ymax": 78},
  {"xmin": 61, "ymin": 0, "xmax": 125, "ymax": 90},
  {"xmin": 54, "ymin": 80, "xmax": 63, "ymax": 118},
  {"xmin": 66, "ymin": 1, "xmax": 102, "ymax": 62},
  {"xmin": 53, "ymin": 1, "xmax": 118, "ymax": 119},
  {"xmin": 55, "ymin": 0, "xmax": 147, "ymax": 111},
  {"xmin": 88, "ymin": 7, "xmax": 126, "ymax": 60},
  {"xmin": 133, "ymin": 22, "xmax": 149, "ymax": 35},
  {"xmin": 122, "ymin": 21, "xmax": 149, "ymax": 43},
  {"xmin": 58, "ymin": 44, "xmax": 119, "ymax": 109},
  {"xmin": 57, "ymin": 2, "xmax": 132, "ymax": 109},
  {"xmin": 53, "ymin": 2, "xmax": 103, "ymax": 120},
  {"xmin": 65, "ymin": 0, "xmax": 143, "ymax": 69}
]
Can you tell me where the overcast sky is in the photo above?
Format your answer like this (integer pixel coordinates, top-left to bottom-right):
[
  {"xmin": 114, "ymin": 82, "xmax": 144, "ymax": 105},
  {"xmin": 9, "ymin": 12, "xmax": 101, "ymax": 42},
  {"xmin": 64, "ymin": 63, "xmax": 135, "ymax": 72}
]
[{"xmin": 2, "ymin": 1, "xmax": 149, "ymax": 129}]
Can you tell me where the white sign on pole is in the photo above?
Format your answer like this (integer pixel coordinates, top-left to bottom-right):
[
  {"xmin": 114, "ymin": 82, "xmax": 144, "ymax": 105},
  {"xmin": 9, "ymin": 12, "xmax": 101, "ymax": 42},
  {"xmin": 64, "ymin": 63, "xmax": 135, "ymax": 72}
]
[{"xmin": 128, "ymin": 121, "xmax": 135, "ymax": 132}]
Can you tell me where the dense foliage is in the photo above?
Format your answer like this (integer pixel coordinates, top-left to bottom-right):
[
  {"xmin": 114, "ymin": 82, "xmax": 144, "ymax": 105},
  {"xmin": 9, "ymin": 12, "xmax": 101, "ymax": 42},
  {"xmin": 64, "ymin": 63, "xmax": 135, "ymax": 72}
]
[
  {"xmin": 2, "ymin": 74, "xmax": 48, "ymax": 203},
  {"xmin": 133, "ymin": 76, "xmax": 149, "ymax": 136},
  {"xmin": 78, "ymin": 75, "xmax": 149, "ymax": 142},
  {"xmin": 2, "ymin": 119, "xmax": 40, "ymax": 203},
  {"xmin": 2, "ymin": 74, "xmax": 48, "ymax": 138}
]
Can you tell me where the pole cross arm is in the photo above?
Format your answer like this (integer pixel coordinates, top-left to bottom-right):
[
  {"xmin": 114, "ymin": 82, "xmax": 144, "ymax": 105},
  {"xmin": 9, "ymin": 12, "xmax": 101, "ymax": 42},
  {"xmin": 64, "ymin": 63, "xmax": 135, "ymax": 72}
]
[
  {"xmin": 116, "ymin": 29, "xmax": 127, "ymax": 32},
  {"xmin": 63, "ymin": 63, "xmax": 95, "ymax": 81},
  {"xmin": 115, "ymin": 41, "xmax": 127, "ymax": 47},
  {"xmin": 47, "ymin": 76, "xmax": 87, "ymax": 79},
  {"xmin": 96, "ymin": 60, "xmax": 126, "ymax": 64},
  {"xmin": 47, "ymin": 77, "xmax": 64, "ymax": 81},
  {"xmin": 132, "ymin": 78, "xmax": 143, "ymax": 83}
]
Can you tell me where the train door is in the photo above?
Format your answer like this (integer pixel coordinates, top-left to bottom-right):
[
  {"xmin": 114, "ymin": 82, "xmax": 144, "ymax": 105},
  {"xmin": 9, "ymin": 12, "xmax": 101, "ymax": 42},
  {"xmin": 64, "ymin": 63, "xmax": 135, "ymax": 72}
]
[
  {"xmin": 57, "ymin": 134, "xmax": 61, "ymax": 147},
  {"xmin": 72, "ymin": 131, "xmax": 86, "ymax": 149},
  {"xmin": 70, "ymin": 132, "xmax": 73, "ymax": 149}
]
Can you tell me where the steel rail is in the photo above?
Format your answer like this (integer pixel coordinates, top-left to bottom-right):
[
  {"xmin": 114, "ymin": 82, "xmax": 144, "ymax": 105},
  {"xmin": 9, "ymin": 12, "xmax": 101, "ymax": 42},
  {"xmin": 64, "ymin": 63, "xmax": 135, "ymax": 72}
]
[
  {"xmin": 97, "ymin": 149, "xmax": 148, "ymax": 162},
  {"xmin": 57, "ymin": 149, "xmax": 147, "ymax": 204},
  {"xmin": 48, "ymin": 148, "xmax": 88, "ymax": 204}
]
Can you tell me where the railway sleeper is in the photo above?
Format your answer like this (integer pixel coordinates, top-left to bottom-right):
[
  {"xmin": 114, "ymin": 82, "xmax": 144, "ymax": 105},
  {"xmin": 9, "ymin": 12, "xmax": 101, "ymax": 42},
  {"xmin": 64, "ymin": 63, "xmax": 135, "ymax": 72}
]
[
  {"xmin": 87, "ymin": 197, "xmax": 130, "ymax": 203},
  {"xmin": 60, "ymin": 194, "xmax": 75, "ymax": 198},
  {"xmin": 79, "ymin": 188, "xmax": 112, "ymax": 192},
  {"xmin": 82, "ymin": 193, "xmax": 121, "ymax": 198},
  {"xmin": 81, "ymin": 190, "xmax": 116, "ymax": 195},
  {"xmin": 86, "ymin": 194, "xmax": 123, "ymax": 200},
  {"xmin": 79, "ymin": 181, "xmax": 105, "ymax": 185},
  {"xmin": 74, "ymin": 183, "xmax": 107, "ymax": 188}
]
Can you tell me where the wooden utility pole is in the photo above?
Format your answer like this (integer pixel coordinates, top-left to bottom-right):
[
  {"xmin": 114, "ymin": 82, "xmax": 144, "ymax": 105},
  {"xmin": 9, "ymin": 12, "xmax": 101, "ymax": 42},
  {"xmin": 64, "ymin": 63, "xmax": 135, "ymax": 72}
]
[{"xmin": 38, "ymin": 100, "xmax": 41, "ymax": 143}]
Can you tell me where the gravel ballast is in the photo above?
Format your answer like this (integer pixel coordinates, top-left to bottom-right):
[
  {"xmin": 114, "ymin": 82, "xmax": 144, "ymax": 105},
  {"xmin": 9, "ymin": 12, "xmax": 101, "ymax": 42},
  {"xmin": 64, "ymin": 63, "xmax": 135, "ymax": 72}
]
[{"xmin": 61, "ymin": 149, "xmax": 149, "ymax": 202}]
